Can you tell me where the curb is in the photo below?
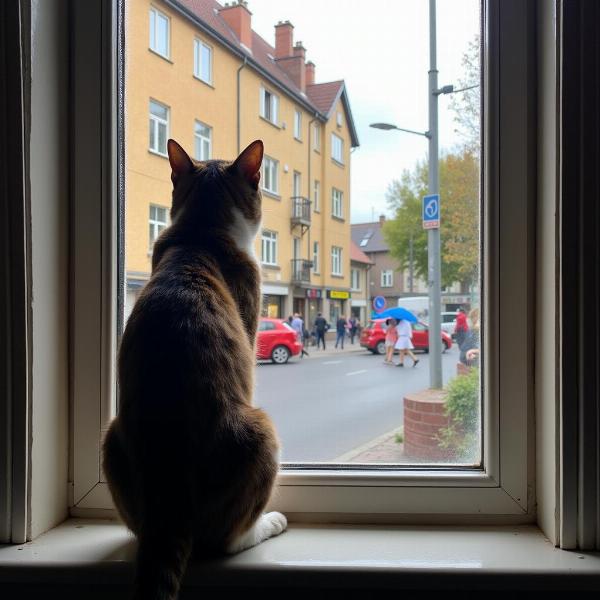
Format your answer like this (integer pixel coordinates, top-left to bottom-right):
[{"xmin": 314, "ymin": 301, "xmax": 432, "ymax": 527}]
[{"xmin": 332, "ymin": 427, "xmax": 403, "ymax": 462}]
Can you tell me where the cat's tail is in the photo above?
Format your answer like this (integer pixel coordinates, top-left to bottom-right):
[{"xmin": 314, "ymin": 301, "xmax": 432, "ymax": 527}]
[{"xmin": 132, "ymin": 526, "xmax": 193, "ymax": 600}]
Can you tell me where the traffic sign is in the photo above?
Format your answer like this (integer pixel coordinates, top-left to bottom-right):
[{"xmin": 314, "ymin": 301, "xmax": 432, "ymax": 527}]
[
  {"xmin": 372, "ymin": 296, "xmax": 387, "ymax": 313},
  {"xmin": 422, "ymin": 193, "xmax": 440, "ymax": 229}
]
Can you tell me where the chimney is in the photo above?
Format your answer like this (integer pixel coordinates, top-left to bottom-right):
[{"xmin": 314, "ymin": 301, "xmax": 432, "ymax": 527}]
[
  {"xmin": 379, "ymin": 215, "xmax": 386, "ymax": 225},
  {"xmin": 219, "ymin": 1, "xmax": 253, "ymax": 50},
  {"xmin": 274, "ymin": 21, "xmax": 293, "ymax": 58},
  {"xmin": 306, "ymin": 61, "xmax": 316, "ymax": 86}
]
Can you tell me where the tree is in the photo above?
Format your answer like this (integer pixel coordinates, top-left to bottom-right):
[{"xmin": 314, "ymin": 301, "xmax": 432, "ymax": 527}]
[{"xmin": 383, "ymin": 149, "xmax": 479, "ymax": 290}]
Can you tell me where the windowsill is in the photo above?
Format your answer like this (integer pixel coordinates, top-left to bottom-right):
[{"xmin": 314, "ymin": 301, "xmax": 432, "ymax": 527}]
[
  {"xmin": 261, "ymin": 264, "xmax": 280, "ymax": 270},
  {"xmin": 331, "ymin": 158, "xmax": 345, "ymax": 168},
  {"xmin": 192, "ymin": 74, "xmax": 214, "ymax": 89},
  {"xmin": 148, "ymin": 149, "xmax": 168, "ymax": 159},
  {"xmin": 259, "ymin": 115, "xmax": 281, "ymax": 130},
  {"xmin": 1, "ymin": 519, "xmax": 599, "ymax": 592},
  {"xmin": 148, "ymin": 47, "xmax": 172, "ymax": 64},
  {"xmin": 331, "ymin": 274, "xmax": 344, "ymax": 279},
  {"xmin": 294, "ymin": 137, "xmax": 303, "ymax": 143},
  {"xmin": 261, "ymin": 189, "xmax": 281, "ymax": 200},
  {"xmin": 331, "ymin": 215, "xmax": 345, "ymax": 222}
]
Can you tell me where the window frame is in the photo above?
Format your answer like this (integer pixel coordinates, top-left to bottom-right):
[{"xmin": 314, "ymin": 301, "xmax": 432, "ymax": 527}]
[
  {"xmin": 262, "ymin": 156, "xmax": 279, "ymax": 195},
  {"xmin": 312, "ymin": 241, "xmax": 320, "ymax": 274},
  {"xmin": 381, "ymin": 269, "xmax": 393, "ymax": 288},
  {"xmin": 260, "ymin": 85, "xmax": 279, "ymax": 126},
  {"xmin": 331, "ymin": 246, "xmax": 343, "ymax": 276},
  {"xmin": 261, "ymin": 230, "xmax": 278, "ymax": 266},
  {"xmin": 69, "ymin": 0, "xmax": 537, "ymax": 525},
  {"xmin": 149, "ymin": 5, "xmax": 170, "ymax": 60},
  {"xmin": 148, "ymin": 98, "xmax": 169, "ymax": 156},
  {"xmin": 148, "ymin": 204, "xmax": 168, "ymax": 251},
  {"xmin": 351, "ymin": 268, "xmax": 361, "ymax": 292},
  {"xmin": 331, "ymin": 132, "xmax": 344, "ymax": 164},
  {"xmin": 313, "ymin": 180, "xmax": 320, "ymax": 212},
  {"xmin": 313, "ymin": 122, "xmax": 321, "ymax": 151},
  {"xmin": 331, "ymin": 187, "xmax": 343, "ymax": 219},
  {"xmin": 193, "ymin": 37, "xmax": 213, "ymax": 85},
  {"xmin": 294, "ymin": 110, "xmax": 302, "ymax": 140},
  {"xmin": 193, "ymin": 119, "xmax": 212, "ymax": 161}
]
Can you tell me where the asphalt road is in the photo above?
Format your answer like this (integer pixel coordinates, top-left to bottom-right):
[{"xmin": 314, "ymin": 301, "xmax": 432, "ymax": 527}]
[{"xmin": 254, "ymin": 345, "xmax": 458, "ymax": 463}]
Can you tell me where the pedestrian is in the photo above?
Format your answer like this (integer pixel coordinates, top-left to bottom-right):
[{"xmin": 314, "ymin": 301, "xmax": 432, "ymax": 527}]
[
  {"xmin": 395, "ymin": 318, "xmax": 419, "ymax": 367},
  {"xmin": 291, "ymin": 313, "xmax": 309, "ymax": 358},
  {"xmin": 335, "ymin": 315, "xmax": 347, "ymax": 349},
  {"xmin": 287, "ymin": 314, "xmax": 293, "ymax": 326},
  {"xmin": 459, "ymin": 307, "xmax": 480, "ymax": 366},
  {"xmin": 384, "ymin": 318, "xmax": 398, "ymax": 364},
  {"xmin": 348, "ymin": 316, "xmax": 359, "ymax": 344},
  {"xmin": 314, "ymin": 312, "xmax": 328, "ymax": 350},
  {"xmin": 454, "ymin": 307, "xmax": 469, "ymax": 349}
]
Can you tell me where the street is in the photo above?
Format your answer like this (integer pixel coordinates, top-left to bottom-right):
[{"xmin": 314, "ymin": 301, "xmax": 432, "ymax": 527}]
[{"xmin": 255, "ymin": 344, "xmax": 458, "ymax": 463}]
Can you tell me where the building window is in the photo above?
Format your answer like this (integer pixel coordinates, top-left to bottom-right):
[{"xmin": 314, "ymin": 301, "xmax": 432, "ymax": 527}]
[
  {"xmin": 312, "ymin": 241, "xmax": 320, "ymax": 274},
  {"xmin": 313, "ymin": 122, "xmax": 321, "ymax": 151},
  {"xmin": 262, "ymin": 156, "xmax": 279, "ymax": 195},
  {"xmin": 351, "ymin": 268, "xmax": 361, "ymax": 291},
  {"xmin": 194, "ymin": 120, "xmax": 212, "ymax": 161},
  {"xmin": 149, "ymin": 6, "xmax": 170, "ymax": 59},
  {"xmin": 193, "ymin": 38, "xmax": 212, "ymax": 84},
  {"xmin": 336, "ymin": 111, "xmax": 343, "ymax": 127},
  {"xmin": 149, "ymin": 204, "xmax": 168, "ymax": 250},
  {"xmin": 294, "ymin": 110, "xmax": 302, "ymax": 140},
  {"xmin": 260, "ymin": 86, "xmax": 279, "ymax": 125},
  {"xmin": 331, "ymin": 133, "xmax": 344, "ymax": 164},
  {"xmin": 313, "ymin": 180, "xmax": 320, "ymax": 212},
  {"xmin": 381, "ymin": 269, "xmax": 393, "ymax": 288},
  {"xmin": 261, "ymin": 230, "xmax": 278, "ymax": 266},
  {"xmin": 332, "ymin": 188, "xmax": 343, "ymax": 219},
  {"xmin": 149, "ymin": 99, "xmax": 169, "ymax": 156},
  {"xmin": 331, "ymin": 246, "xmax": 342, "ymax": 276},
  {"xmin": 293, "ymin": 171, "xmax": 301, "ymax": 197}
]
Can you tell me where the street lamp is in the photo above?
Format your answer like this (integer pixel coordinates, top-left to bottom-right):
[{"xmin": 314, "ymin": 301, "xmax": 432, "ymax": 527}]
[{"xmin": 369, "ymin": 0, "xmax": 455, "ymax": 389}]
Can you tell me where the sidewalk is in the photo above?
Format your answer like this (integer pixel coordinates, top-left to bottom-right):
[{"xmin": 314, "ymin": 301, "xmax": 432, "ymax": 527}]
[{"xmin": 300, "ymin": 340, "xmax": 366, "ymax": 359}]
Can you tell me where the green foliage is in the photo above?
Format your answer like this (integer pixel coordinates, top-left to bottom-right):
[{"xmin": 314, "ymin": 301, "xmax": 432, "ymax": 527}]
[
  {"xmin": 394, "ymin": 431, "xmax": 404, "ymax": 444},
  {"xmin": 437, "ymin": 368, "xmax": 480, "ymax": 461}
]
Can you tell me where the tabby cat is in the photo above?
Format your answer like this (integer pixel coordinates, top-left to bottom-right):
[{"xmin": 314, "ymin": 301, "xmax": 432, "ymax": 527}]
[{"xmin": 103, "ymin": 139, "xmax": 287, "ymax": 600}]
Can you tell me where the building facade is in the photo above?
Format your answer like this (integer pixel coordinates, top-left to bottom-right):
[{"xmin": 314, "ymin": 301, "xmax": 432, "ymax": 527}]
[
  {"xmin": 125, "ymin": 0, "xmax": 359, "ymax": 327},
  {"xmin": 349, "ymin": 241, "xmax": 373, "ymax": 325}
]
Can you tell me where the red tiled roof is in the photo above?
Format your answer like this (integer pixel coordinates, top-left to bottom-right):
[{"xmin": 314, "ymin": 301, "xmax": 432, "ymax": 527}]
[
  {"xmin": 173, "ymin": 0, "xmax": 358, "ymax": 144},
  {"xmin": 350, "ymin": 240, "xmax": 374, "ymax": 265}
]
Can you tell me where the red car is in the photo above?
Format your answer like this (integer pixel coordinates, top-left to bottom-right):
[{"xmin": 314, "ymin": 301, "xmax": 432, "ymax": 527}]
[
  {"xmin": 360, "ymin": 318, "xmax": 452, "ymax": 355},
  {"xmin": 256, "ymin": 318, "xmax": 303, "ymax": 364}
]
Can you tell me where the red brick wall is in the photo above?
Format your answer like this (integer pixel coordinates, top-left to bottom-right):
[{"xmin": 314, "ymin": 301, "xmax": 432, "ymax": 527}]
[{"xmin": 403, "ymin": 389, "xmax": 452, "ymax": 461}]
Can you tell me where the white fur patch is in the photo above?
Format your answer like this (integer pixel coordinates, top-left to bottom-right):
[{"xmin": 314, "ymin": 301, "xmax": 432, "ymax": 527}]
[
  {"xmin": 229, "ymin": 207, "xmax": 260, "ymax": 258},
  {"xmin": 226, "ymin": 512, "xmax": 288, "ymax": 554}
]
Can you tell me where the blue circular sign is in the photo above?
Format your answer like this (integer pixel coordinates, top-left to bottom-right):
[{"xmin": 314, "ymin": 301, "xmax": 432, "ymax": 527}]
[{"xmin": 373, "ymin": 296, "xmax": 387, "ymax": 312}]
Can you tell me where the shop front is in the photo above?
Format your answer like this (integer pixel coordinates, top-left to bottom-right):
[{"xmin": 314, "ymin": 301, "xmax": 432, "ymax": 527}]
[
  {"xmin": 261, "ymin": 284, "xmax": 289, "ymax": 318},
  {"xmin": 327, "ymin": 289, "xmax": 351, "ymax": 324},
  {"xmin": 305, "ymin": 288, "xmax": 323, "ymax": 329}
]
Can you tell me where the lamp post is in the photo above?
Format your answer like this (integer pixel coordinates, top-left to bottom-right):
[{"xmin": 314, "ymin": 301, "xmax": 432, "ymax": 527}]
[{"xmin": 370, "ymin": 0, "xmax": 452, "ymax": 389}]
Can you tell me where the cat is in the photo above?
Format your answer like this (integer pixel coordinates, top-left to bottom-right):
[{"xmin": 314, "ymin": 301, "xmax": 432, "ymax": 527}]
[{"xmin": 102, "ymin": 139, "xmax": 287, "ymax": 600}]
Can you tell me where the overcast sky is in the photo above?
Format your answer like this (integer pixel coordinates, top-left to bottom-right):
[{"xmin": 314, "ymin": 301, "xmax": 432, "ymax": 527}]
[{"xmin": 250, "ymin": 0, "xmax": 480, "ymax": 223}]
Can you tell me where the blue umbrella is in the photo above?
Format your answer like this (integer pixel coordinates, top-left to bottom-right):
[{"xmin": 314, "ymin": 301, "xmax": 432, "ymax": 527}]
[{"xmin": 374, "ymin": 306, "xmax": 418, "ymax": 323}]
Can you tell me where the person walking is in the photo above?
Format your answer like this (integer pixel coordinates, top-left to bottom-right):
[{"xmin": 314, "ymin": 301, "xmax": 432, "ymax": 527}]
[
  {"xmin": 348, "ymin": 316, "xmax": 359, "ymax": 344},
  {"xmin": 459, "ymin": 307, "xmax": 480, "ymax": 367},
  {"xmin": 384, "ymin": 318, "xmax": 398, "ymax": 364},
  {"xmin": 454, "ymin": 307, "xmax": 469, "ymax": 350},
  {"xmin": 291, "ymin": 313, "xmax": 309, "ymax": 358},
  {"xmin": 335, "ymin": 315, "xmax": 347, "ymax": 349},
  {"xmin": 395, "ymin": 318, "xmax": 419, "ymax": 367},
  {"xmin": 314, "ymin": 313, "xmax": 328, "ymax": 350}
]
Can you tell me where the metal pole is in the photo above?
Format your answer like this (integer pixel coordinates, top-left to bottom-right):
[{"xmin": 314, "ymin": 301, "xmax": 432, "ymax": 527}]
[
  {"xmin": 428, "ymin": 0, "xmax": 443, "ymax": 388},
  {"xmin": 409, "ymin": 233, "xmax": 414, "ymax": 293}
]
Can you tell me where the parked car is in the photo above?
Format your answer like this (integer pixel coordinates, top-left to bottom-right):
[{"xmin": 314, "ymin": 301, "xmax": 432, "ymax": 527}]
[
  {"xmin": 360, "ymin": 318, "xmax": 452, "ymax": 355},
  {"xmin": 440, "ymin": 312, "xmax": 458, "ymax": 339},
  {"xmin": 256, "ymin": 318, "xmax": 303, "ymax": 364}
]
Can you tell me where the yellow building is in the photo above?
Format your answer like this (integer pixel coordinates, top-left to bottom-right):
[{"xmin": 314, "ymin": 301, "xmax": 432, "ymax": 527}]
[{"xmin": 125, "ymin": 0, "xmax": 359, "ymax": 327}]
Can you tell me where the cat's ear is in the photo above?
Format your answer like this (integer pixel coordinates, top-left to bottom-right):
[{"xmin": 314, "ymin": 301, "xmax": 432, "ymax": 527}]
[
  {"xmin": 167, "ymin": 139, "xmax": 194, "ymax": 185},
  {"xmin": 232, "ymin": 140, "xmax": 264, "ymax": 189}
]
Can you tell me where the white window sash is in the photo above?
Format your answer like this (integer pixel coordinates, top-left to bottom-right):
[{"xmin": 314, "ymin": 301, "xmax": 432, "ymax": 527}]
[
  {"xmin": 194, "ymin": 39, "xmax": 212, "ymax": 83},
  {"xmin": 149, "ymin": 7, "xmax": 169, "ymax": 58}
]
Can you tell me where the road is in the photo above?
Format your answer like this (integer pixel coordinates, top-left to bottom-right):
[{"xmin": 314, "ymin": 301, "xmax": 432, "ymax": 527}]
[{"xmin": 254, "ymin": 345, "xmax": 458, "ymax": 463}]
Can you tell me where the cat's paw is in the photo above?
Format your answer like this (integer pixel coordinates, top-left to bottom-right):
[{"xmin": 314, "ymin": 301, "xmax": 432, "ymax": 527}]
[{"xmin": 264, "ymin": 511, "xmax": 287, "ymax": 537}]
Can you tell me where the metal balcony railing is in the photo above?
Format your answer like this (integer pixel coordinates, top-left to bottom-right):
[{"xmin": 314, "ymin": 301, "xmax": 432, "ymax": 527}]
[
  {"xmin": 291, "ymin": 259, "xmax": 313, "ymax": 284},
  {"xmin": 291, "ymin": 196, "xmax": 311, "ymax": 227}
]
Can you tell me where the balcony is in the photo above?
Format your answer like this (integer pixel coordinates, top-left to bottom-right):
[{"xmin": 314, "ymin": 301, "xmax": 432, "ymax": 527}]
[
  {"xmin": 291, "ymin": 259, "xmax": 313, "ymax": 285},
  {"xmin": 291, "ymin": 196, "xmax": 311, "ymax": 233}
]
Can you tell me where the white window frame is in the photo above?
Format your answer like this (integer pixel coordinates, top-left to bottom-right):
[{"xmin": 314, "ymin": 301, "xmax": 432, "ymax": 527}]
[
  {"xmin": 351, "ymin": 268, "xmax": 361, "ymax": 291},
  {"xmin": 332, "ymin": 188, "xmax": 343, "ymax": 219},
  {"xmin": 294, "ymin": 110, "xmax": 302, "ymax": 140},
  {"xmin": 194, "ymin": 120, "xmax": 212, "ymax": 161},
  {"xmin": 149, "ymin": 204, "xmax": 168, "ymax": 250},
  {"xmin": 312, "ymin": 241, "xmax": 320, "ymax": 274},
  {"xmin": 193, "ymin": 38, "xmax": 213, "ymax": 85},
  {"xmin": 313, "ymin": 122, "xmax": 321, "ymax": 151},
  {"xmin": 336, "ymin": 111, "xmax": 343, "ymax": 127},
  {"xmin": 149, "ymin": 99, "xmax": 169, "ymax": 156},
  {"xmin": 262, "ymin": 156, "xmax": 279, "ymax": 195},
  {"xmin": 149, "ymin": 6, "xmax": 170, "ymax": 59},
  {"xmin": 331, "ymin": 132, "xmax": 344, "ymax": 164},
  {"xmin": 331, "ymin": 246, "xmax": 342, "ymax": 276},
  {"xmin": 260, "ymin": 86, "xmax": 279, "ymax": 126},
  {"xmin": 69, "ymin": 1, "xmax": 537, "ymax": 526},
  {"xmin": 381, "ymin": 269, "xmax": 393, "ymax": 288},
  {"xmin": 313, "ymin": 180, "xmax": 320, "ymax": 212},
  {"xmin": 261, "ymin": 230, "xmax": 278, "ymax": 266}
]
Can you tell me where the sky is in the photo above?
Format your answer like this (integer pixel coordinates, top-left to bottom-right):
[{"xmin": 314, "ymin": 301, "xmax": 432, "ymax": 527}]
[{"xmin": 250, "ymin": 0, "xmax": 480, "ymax": 223}]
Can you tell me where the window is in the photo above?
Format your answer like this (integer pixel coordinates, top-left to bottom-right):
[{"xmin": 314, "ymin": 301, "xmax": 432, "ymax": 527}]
[
  {"xmin": 149, "ymin": 205, "xmax": 168, "ymax": 250},
  {"xmin": 336, "ymin": 111, "xmax": 343, "ymax": 127},
  {"xmin": 332, "ymin": 188, "xmax": 343, "ymax": 219},
  {"xmin": 313, "ymin": 180, "xmax": 320, "ymax": 212},
  {"xmin": 351, "ymin": 268, "xmax": 361, "ymax": 291},
  {"xmin": 331, "ymin": 132, "xmax": 344, "ymax": 163},
  {"xmin": 381, "ymin": 269, "xmax": 393, "ymax": 287},
  {"xmin": 294, "ymin": 110, "xmax": 302, "ymax": 140},
  {"xmin": 331, "ymin": 246, "xmax": 342, "ymax": 276},
  {"xmin": 148, "ymin": 99, "xmax": 169, "ymax": 155},
  {"xmin": 194, "ymin": 120, "xmax": 212, "ymax": 161},
  {"xmin": 193, "ymin": 38, "xmax": 212, "ymax": 84},
  {"xmin": 312, "ymin": 241, "xmax": 320, "ymax": 274},
  {"xmin": 260, "ymin": 86, "xmax": 279, "ymax": 125},
  {"xmin": 262, "ymin": 156, "xmax": 279, "ymax": 194},
  {"xmin": 258, "ymin": 320, "xmax": 276, "ymax": 331},
  {"xmin": 313, "ymin": 122, "xmax": 321, "ymax": 151},
  {"xmin": 261, "ymin": 231, "xmax": 278, "ymax": 266},
  {"xmin": 149, "ymin": 6, "xmax": 169, "ymax": 59},
  {"xmin": 293, "ymin": 171, "xmax": 301, "ymax": 197}
]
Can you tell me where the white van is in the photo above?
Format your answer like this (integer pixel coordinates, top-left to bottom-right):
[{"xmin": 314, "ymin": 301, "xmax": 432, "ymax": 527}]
[{"xmin": 397, "ymin": 296, "xmax": 429, "ymax": 319}]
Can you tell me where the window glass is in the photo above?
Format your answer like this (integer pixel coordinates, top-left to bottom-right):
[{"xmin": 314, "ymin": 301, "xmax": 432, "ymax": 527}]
[
  {"xmin": 149, "ymin": 99, "xmax": 168, "ymax": 155},
  {"xmin": 149, "ymin": 7, "xmax": 169, "ymax": 58},
  {"xmin": 331, "ymin": 133, "xmax": 344, "ymax": 163},
  {"xmin": 194, "ymin": 120, "xmax": 212, "ymax": 161}
]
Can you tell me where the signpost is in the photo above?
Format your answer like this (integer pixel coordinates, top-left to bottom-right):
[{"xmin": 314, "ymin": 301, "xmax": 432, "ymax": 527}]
[
  {"xmin": 372, "ymin": 296, "xmax": 386, "ymax": 313},
  {"xmin": 422, "ymin": 193, "xmax": 440, "ymax": 230}
]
